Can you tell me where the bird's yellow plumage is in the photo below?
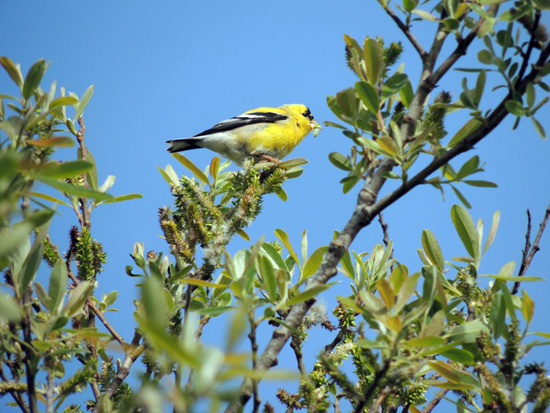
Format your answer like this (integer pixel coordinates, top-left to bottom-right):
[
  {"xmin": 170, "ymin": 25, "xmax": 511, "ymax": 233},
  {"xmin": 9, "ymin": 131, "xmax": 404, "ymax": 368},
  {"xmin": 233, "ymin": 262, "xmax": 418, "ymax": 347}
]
[{"xmin": 167, "ymin": 104, "xmax": 319, "ymax": 165}]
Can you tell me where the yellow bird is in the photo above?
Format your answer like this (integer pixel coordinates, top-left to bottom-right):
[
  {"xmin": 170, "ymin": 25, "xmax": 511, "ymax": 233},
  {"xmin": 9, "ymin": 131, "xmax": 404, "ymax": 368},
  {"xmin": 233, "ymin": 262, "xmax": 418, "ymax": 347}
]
[{"xmin": 166, "ymin": 104, "xmax": 319, "ymax": 165}]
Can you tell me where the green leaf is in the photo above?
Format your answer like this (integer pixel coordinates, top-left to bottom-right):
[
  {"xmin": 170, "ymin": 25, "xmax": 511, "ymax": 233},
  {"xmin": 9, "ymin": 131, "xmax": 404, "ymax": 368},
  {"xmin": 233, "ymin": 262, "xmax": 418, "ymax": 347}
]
[
  {"xmin": 274, "ymin": 187, "xmax": 287, "ymax": 201},
  {"xmin": 477, "ymin": 50, "xmax": 493, "ymax": 64},
  {"xmin": 259, "ymin": 255, "xmax": 278, "ymax": 302},
  {"xmin": 451, "ymin": 186, "xmax": 472, "ymax": 209},
  {"xmin": 447, "ymin": 319, "xmax": 490, "ymax": 342},
  {"xmin": 210, "ymin": 156, "xmax": 221, "ymax": 180},
  {"xmin": 261, "ymin": 243, "xmax": 288, "ymax": 272},
  {"xmin": 443, "ymin": 18, "xmax": 459, "ymax": 30},
  {"xmin": 23, "ymin": 59, "xmax": 47, "ymax": 101},
  {"xmin": 18, "ymin": 237, "xmax": 45, "ymax": 295},
  {"xmin": 448, "ymin": 118, "xmax": 482, "ymax": 148},
  {"xmin": 172, "ymin": 153, "xmax": 209, "ymax": 185},
  {"xmin": 0, "ymin": 293, "xmax": 22, "ymax": 322},
  {"xmin": 78, "ymin": 148, "xmax": 99, "ymax": 190},
  {"xmin": 104, "ymin": 291, "xmax": 118, "ymax": 307},
  {"xmin": 49, "ymin": 96, "xmax": 79, "ymax": 110},
  {"xmin": 0, "ymin": 224, "xmax": 32, "ymax": 261},
  {"xmin": 403, "ymin": 0, "xmax": 417, "ymax": 12},
  {"xmin": 422, "ymin": 230, "xmax": 445, "ymax": 273},
  {"xmin": 274, "ymin": 229, "xmax": 299, "ymax": 266},
  {"xmin": 356, "ymin": 81, "xmax": 380, "ymax": 114},
  {"xmin": 382, "ymin": 73, "xmax": 409, "ymax": 100},
  {"xmin": 40, "ymin": 160, "xmax": 93, "ymax": 179},
  {"xmin": 489, "ymin": 293, "xmax": 505, "ymax": 338},
  {"xmin": 328, "ymin": 152, "xmax": 351, "ymax": 171},
  {"xmin": 531, "ymin": 117, "xmax": 546, "ymax": 139},
  {"xmin": 140, "ymin": 319, "xmax": 199, "ymax": 367},
  {"xmin": 157, "ymin": 164, "xmax": 179, "ymax": 186},
  {"xmin": 406, "ymin": 336, "xmax": 446, "ymax": 347},
  {"xmin": 0, "ymin": 56, "xmax": 24, "ymax": 88},
  {"xmin": 336, "ymin": 88, "xmax": 359, "ymax": 119},
  {"xmin": 399, "ymin": 79, "xmax": 414, "ymax": 108},
  {"xmin": 30, "ymin": 174, "xmax": 114, "ymax": 201},
  {"xmin": 505, "ymin": 100, "xmax": 525, "ymax": 116},
  {"xmin": 478, "ymin": 18, "xmax": 496, "ymax": 38},
  {"xmin": 451, "ymin": 204, "xmax": 479, "ymax": 262},
  {"xmin": 29, "ymin": 192, "xmax": 71, "ymax": 207},
  {"xmin": 463, "ymin": 180, "xmax": 498, "ymax": 188},
  {"xmin": 74, "ymin": 85, "xmax": 94, "ymax": 120},
  {"xmin": 342, "ymin": 174, "xmax": 360, "ymax": 193},
  {"xmin": 441, "ymin": 348, "xmax": 474, "ymax": 364},
  {"xmin": 48, "ymin": 259, "xmax": 68, "ymax": 314},
  {"xmin": 302, "ymin": 246, "xmax": 328, "ymax": 279},
  {"xmin": 456, "ymin": 156, "xmax": 480, "ymax": 179},
  {"xmin": 479, "ymin": 274, "xmax": 543, "ymax": 282},
  {"xmin": 526, "ymin": 83, "xmax": 536, "ymax": 108},
  {"xmin": 483, "ymin": 210, "xmax": 500, "ymax": 254},
  {"xmin": 64, "ymin": 281, "xmax": 94, "ymax": 317},
  {"xmin": 142, "ymin": 276, "xmax": 168, "ymax": 329},
  {"xmin": 429, "ymin": 360, "xmax": 479, "ymax": 385},
  {"xmin": 103, "ymin": 194, "xmax": 143, "ymax": 203},
  {"xmin": 363, "ymin": 38, "xmax": 384, "ymax": 84},
  {"xmin": 26, "ymin": 137, "xmax": 75, "ymax": 148},
  {"xmin": 286, "ymin": 284, "xmax": 331, "ymax": 306},
  {"xmin": 412, "ymin": 9, "xmax": 439, "ymax": 20},
  {"xmin": 533, "ymin": 0, "xmax": 550, "ymax": 10},
  {"xmin": 395, "ymin": 273, "xmax": 420, "ymax": 312}
]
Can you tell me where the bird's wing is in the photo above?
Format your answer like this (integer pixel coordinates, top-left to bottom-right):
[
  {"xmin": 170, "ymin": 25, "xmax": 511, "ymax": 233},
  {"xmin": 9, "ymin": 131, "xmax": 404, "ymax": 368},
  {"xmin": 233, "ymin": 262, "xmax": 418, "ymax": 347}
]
[{"xmin": 194, "ymin": 111, "xmax": 288, "ymax": 137}]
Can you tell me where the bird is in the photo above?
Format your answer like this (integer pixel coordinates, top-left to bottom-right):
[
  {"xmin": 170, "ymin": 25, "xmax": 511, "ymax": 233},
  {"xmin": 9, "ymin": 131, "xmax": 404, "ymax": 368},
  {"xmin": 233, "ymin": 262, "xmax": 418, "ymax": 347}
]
[{"xmin": 166, "ymin": 104, "xmax": 319, "ymax": 166}]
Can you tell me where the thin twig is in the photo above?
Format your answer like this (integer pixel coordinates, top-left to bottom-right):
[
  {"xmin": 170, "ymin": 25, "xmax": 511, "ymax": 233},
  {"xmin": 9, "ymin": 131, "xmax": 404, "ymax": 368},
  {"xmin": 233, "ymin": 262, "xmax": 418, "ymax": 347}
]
[
  {"xmin": 21, "ymin": 314, "xmax": 38, "ymax": 412},
  {"xmin": 249, "ymin": 318, "xmax": 261, "ymax": 413},
  {"xmin": 517, "ymin": 210, "xmax": 533, "ymax": 277},
  {"xmin": 76, "ymin": 117, "xmax": 90, "ymax": 228},
  {"xmin": 101, "ymin": 332, "xmax": 144, "ymax": 404},
  {"xmin": 517, "ymin": 11, "xmax": 541, "ymax": 84},
  {"xmin": 290, "ymin": 335, "xmax": 307, "ymax": 377},
  {"xmin": 67, "ymin": 270, "xmax": 127, "ymax": 347},
  {"xmin": 382, "ymin": 4, "xmax": 427, "ymax": 60},
  {"xmin": 353, "ymin": 359, "xmax": 392, "ymax": 413},
  {"xmin": 422, "ymin": 389, "xmax": 449, "ymax": 413},
  {"xmin": 430, "ymin": 7, "xmax": 497, "ymax": 86},
  {"xmin": 369, "ymin": 385, "xmax": 393, "ymax": 412},
  {"xmin": 378, "ymin": 213, "xmax": 394, "ymax": 261},
  {"xmin": 512, "ymin": 205, "xmax": 550, "ymax": 295}
]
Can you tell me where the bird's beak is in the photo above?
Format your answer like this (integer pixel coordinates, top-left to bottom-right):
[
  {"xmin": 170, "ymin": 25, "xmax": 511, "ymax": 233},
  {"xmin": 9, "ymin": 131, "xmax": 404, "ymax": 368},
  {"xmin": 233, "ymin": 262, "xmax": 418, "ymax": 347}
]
[{"xmin": 310, "ymin": 119, "xmax": 322, "ymax": 137}]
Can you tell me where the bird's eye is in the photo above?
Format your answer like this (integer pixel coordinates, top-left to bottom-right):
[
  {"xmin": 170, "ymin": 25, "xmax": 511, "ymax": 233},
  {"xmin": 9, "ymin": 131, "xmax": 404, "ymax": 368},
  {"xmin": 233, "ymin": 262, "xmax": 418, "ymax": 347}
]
[{"xmin": 302, "ymin": 108, "xmax": 313, "ymax": 120}]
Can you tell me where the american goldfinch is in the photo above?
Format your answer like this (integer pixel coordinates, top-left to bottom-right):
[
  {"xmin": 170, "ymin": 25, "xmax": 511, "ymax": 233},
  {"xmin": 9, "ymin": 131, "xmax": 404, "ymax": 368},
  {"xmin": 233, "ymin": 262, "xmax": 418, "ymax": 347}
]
[{"xmin": 166, "ymin": 104, "xmax": 319, "ymax": 165}]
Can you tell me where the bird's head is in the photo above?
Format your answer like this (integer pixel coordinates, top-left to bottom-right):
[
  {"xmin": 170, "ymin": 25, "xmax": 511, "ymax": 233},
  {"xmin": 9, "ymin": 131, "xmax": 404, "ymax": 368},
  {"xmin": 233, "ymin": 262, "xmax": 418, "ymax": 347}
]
[{"xmin": 284, "ymin": 104, "xmax": 321, "ymax": 136}]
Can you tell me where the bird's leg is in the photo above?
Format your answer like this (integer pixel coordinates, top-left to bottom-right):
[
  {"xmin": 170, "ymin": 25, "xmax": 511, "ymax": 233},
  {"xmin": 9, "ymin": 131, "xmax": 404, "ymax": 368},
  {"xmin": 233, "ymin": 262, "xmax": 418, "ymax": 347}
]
[{"xmin": 260, "ymin": 154, "xmax": 281, "ymax": 164}]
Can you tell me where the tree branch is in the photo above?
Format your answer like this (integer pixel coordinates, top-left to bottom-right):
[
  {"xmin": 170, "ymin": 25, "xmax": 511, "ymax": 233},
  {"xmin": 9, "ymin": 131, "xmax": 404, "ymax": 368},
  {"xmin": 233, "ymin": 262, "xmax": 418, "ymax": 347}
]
[
  {"xmin": 517, "ymin": 10, "xmax": 542, "ymax": 84},
  {"xmin": 430, "ymin": 12, "xmax": 489, "ymax": 86},
  {"xmin": 99, "ymin": 331, "xmax": 144, "ymax": 409},
  {"xmin": 422, "ymin": 389, "xmax": 449, "ymax": 413},
  {"xmin": 76, "ymin": 117, "xmax": 90, "ymax": 228},
  {"xmin": 381, "ymin": 4, "xmax": 427, "ymax": 60},
  {"xmin": 512, "ymin": 205, "xmax": 550, "ymax": 295},
  {"xmin": 290, "ymin": 335, "xmax": 307, "ymax": 377},
  {"xmin": 378, "ymin": 213, "xmax": 393, "ymax": 261}
]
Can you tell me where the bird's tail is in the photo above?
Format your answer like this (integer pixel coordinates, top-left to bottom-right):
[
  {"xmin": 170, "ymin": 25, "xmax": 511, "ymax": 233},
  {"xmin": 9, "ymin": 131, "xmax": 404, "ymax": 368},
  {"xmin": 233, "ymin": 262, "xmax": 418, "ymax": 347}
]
[{"xmin": 166, "ymin": 138, "xmax": 203, "ymax": 153}]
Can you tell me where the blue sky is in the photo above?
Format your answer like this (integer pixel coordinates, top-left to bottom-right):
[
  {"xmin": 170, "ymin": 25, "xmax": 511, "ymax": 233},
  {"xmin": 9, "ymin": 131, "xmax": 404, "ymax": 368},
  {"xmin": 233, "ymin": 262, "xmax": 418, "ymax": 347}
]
[{"xmin": 2, "ymin": 0, "xmax": 550, "ymax": 410}]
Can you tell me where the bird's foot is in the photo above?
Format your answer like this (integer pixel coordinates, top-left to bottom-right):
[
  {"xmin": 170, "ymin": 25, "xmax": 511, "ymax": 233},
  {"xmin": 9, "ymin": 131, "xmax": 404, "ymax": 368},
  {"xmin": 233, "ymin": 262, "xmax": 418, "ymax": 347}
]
[{"xmin": 260, "ymin": 155, "xmax": 281, "ymax": 164}]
